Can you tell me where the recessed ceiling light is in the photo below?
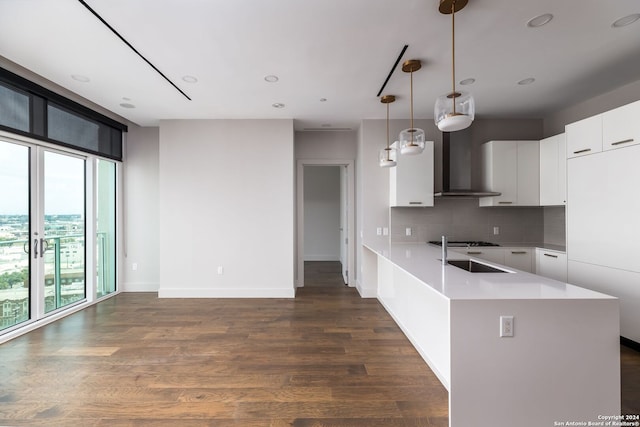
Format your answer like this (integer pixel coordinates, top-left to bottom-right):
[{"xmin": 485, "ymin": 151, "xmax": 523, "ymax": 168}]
[
  {"xmin": 182, "ymin": 75, "xmax": 198, "ymax": 83},
  {"xmin": 122, "ymin": 97, "xmax": 131, "ymax": 101},
  {"xmin": 527, "ymin": 13, "xmax": 553, "ymax": 28},
  {"xmin": 264, "ymin": 75, "xmax": 279, "ymax": 83},
  {"xmin": 71, "ymin": 74, "xmax": 90, "ymax": 83},
  {"xmin": 119, "ymin": 103, "xmax": 135, "ymax": 109},
  {"xmin": 460, "ymin": 78, "xmax": 476, "ymax": 86},
  {"xmin": 517, "ymin": 77, "xmax": 536, "ymax": 85},
  {"xmin": 320, "ymin": 98, "xmax": 327, "ymax": 102},
  {"xmin": 272, "ymin": 103, "xmax": 285, "ymax": 108},
  {"xmin": 612, "ymin": 13, "xmax": 640, "ymax": 28}
]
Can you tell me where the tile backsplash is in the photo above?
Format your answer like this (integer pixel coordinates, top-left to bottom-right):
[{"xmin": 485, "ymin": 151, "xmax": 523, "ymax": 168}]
[{"xmin": 391, "ymin": 198, "xmax": 545, "ymax": 244}]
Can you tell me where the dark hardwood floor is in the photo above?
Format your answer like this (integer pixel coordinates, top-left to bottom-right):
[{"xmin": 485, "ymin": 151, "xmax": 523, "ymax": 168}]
[{"xmin": 0, "ymin": 261, "xmax": 638, "ymax": 426}]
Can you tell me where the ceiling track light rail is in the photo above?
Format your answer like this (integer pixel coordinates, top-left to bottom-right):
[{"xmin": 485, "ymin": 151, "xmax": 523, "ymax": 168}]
[
  {"xmin": 376, "ymin": 45, "xmax": 409, "ymax": 97},
  {"xmin": 76, "ymin": 0, "xmax": 192, "ymax": 101}
]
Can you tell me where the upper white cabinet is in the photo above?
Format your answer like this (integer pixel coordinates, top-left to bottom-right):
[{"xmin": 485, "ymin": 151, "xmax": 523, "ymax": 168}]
[
  {"xmin": 602, "ymin": 100, "xmax": 640, "ymax": 151},
  {"xmin": 539, "ymin": 133, "xmax": 566, "ymax": 206},
  {"xmin": 479, "ymin": 140, "xmax": 539, "ymax": 207},
  {"xmin": 390, "ymin": 141, "xmax": 434, "ymax": 207},
  {"xmin": 566, "ymin": 114, "xmax": 602, "ymax": 158}
]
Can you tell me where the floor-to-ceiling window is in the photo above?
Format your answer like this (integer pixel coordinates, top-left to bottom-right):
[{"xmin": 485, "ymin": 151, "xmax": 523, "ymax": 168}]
[
  {"xmin": 0, "ymin": 140, "xmax": 30, "ymax": 331},
  {"xmin": 0, "ymin": 68, "xmax": 124, "ymax": 339},
  {"xmin": 96, "ymin": 159, "xmax": 116, "ymax": 298}
]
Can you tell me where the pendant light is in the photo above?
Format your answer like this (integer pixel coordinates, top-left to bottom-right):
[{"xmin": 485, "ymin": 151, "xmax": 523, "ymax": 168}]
[
  {"xmin": 398, "ymin": 59, "xmax": 425, "ymax": 155},
  {"xmin": 434, "ymin": 0, "xmax": 475, "ymax": 132},
  {"xmin": 379, "ymin": 95, "xmax": 398, "ymax": 168}
]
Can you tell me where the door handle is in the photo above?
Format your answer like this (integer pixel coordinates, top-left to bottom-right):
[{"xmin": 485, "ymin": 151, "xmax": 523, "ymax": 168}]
[
  {"xmin": 40, "ymin": 238, "xmax": 49, "ymax": 258},
  {"xmin": 33, "ymin": 239, "xmax": 39, "ymax": 259}
]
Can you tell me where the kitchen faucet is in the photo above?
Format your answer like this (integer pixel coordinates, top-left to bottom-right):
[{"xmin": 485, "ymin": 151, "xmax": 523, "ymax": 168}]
[{"xmin": 441, "ymin": 235, "xmax": 448, "ymax": 266}]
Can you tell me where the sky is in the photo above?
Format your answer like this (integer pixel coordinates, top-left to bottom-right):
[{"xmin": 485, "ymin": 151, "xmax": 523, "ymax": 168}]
[{"xmin": 0, "ymin": 141, "xmax": 84, "ymax": 215}]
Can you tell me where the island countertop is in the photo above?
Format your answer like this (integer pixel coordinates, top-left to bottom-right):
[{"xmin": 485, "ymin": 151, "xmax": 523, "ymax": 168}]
[{"xmin": 364, "ymin": 241, "xmax": 614, "ymax": 301}]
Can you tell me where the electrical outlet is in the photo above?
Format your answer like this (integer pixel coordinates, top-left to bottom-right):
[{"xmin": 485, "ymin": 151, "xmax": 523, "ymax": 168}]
[
  {"xmin": 382, "ymin": 227, "xmax": 389, "ymax": 236},
  {"xmin": 405, "ymin": 227, "xmax": 412, "ymax": 236},
  {"xmin": 493, "ymin": 226, "xmax": 500, "ymax": 235},
  {"xmin": 217, "ymin": 266, "xmax": 224, "ymax": 275},
  {"xmin": 376, "ymin": 227, "xmax": 382, "ymax": 236},
  {"xmin": 132, "ymin": 262, "xmax": 138, "ymax": 271},
  {"xmin": 500, "ymin": 315, "xmax": 514, "ymax": 337}
]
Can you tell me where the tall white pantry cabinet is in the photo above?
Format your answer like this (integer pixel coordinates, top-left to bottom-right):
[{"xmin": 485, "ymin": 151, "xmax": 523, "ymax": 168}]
[{"xmin": 566, "ymin": 99, "xmax": 640, "ymax": 343}]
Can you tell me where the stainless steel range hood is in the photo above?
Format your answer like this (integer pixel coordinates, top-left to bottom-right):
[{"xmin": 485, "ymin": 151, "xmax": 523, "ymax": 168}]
[{"xmin": 435, "ymin": 128, "xmax": 501, "ymax": 198}]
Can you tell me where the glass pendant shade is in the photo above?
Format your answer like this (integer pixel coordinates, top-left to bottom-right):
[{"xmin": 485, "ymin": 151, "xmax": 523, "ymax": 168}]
[
  {"xmin": 435, "ymin": 91, "xmax": 475, "ymax": 132},
  {"xmin": 399, "ymin": 128, "xmax": 425, "ymax": 155},
  {"xmin": 379, "ymin": 147, "xmax": 397, "ymax": 167}
]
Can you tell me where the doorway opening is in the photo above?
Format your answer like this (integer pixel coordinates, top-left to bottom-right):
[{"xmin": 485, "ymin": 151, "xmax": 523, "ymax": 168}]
[{"xmin": 296, "ymin": 160, "xmax": 354, "ymax": 289}]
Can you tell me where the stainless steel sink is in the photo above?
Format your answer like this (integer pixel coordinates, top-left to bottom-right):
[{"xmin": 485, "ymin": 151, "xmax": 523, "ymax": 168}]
[{"xmin": 447, "ymin": 259, "xmax": 509, "ymax": 273}]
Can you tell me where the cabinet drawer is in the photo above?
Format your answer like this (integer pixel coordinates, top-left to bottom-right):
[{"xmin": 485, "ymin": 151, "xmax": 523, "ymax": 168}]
[
  {"xmin": 535, "ymin": 249, "xmax": 567, "ymax": 282},
  {"xmin": 504, "ymin": 248, "xmax": 534, "ymax": 273}
]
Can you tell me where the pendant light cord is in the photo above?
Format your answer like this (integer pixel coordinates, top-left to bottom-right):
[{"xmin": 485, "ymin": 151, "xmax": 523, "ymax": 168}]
[
  {"xmin": 386, "ymin": 102, "xmax": 391, "ymax": 160},
  {"xmin": 410, "ymin": 69, "xmax": 415, "ymax": 144},
  {"xmin": 451, "ymin": 0, "xmax": 457, "ymax": 115}
]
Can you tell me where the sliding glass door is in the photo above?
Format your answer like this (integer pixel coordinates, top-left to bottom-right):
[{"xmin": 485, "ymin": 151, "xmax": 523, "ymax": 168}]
[
  {"xmin": 0, "ymin": 140, "xmax": 30, "ymax": 331},
  {"xmin": 42, "ymin": 150, "xmax": 86, "ymax": 313}
]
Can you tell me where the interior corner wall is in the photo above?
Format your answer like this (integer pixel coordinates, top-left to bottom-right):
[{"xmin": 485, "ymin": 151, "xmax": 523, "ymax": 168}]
[
  {"xmin": 303, "ymin": 166, "xmax": 341, "ymax": 261},
  {"xmin": 544, "ymin": 78, "xmax": 640, "ymax": 136},
  {"xmin": 122, "ymin": 125, "xmax": 160, "ymax": 292},
  {"xmin": 158, "ymin": 119, "xmax": 295, "ymax": 298}
]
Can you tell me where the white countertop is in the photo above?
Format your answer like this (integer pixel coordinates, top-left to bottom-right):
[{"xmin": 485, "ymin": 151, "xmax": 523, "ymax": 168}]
[{"xmin": 365, "ymin": 242, "xmax": 614, "ymax": 301}]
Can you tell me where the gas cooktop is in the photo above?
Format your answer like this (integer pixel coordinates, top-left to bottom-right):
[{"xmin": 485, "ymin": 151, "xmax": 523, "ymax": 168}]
[{"xmin": 428, "ymin": 240, "xmax": 501, "ymax": 247}]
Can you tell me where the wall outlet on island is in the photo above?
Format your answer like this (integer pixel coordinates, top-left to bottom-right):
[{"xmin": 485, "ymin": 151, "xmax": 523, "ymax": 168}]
[
  {"xmin": 493, "ymin": 226, "xmax": 500, "ymax": 235},
  {"xmin": 132, "ymin": 262, "xmax": 138, "ymax": 271},
  {"xmin": 217, "ymin": 266, "xmax": 224, "ymax": 275},
  {"xmin": 500, "ymin": 315, "xmax": 514, "ymax": 337}
]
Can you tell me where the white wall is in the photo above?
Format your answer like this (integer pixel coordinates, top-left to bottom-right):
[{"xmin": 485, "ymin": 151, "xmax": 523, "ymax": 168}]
[
  {"xmin": 123, "ymin": 126, "xmax": 160, "ymax": 291},
  {"xmin": 303, "ymin": 166, "xmax": 340, "ymax": 261},
  {"xmin": 158, "ymin": 119, "xmax": 295, "ymax": 298}
]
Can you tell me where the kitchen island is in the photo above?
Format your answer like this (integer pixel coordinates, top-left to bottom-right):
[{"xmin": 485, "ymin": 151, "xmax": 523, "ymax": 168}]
[{"xmin": 363, "ymin": 242, "xmax": 620, "ymax": 427}]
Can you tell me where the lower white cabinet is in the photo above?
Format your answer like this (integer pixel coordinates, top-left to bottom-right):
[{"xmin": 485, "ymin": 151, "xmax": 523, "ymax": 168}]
[
  {"xmin": 535, "ymin": 248, "xmax": 567, "ymax": 282},
  {"xmin": 451, "ymin": 247, "xmax": 534, "ymax": 273},
  {"xmin": 504, "ymin": 248, "xmax": 535, "ymax": 273}
]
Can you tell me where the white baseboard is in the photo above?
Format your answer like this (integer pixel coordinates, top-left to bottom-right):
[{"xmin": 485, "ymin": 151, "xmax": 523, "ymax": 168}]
[
  {"xmin": 158, "ymin": 287, "xmax": 295, "ymax": 298},
  {"xmin": 304, "ymin": 255, "xmax": 341, "ymax": 261},
  {"xmin": 122, "ymin": 281, "xmax": 160, "ymax": 292}
]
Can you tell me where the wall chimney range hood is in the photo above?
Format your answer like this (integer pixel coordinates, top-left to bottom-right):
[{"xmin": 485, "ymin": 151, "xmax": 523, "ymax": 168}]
[{"xmin": 435, "ymin": 129, "xmax": 501, "ymax": 198}]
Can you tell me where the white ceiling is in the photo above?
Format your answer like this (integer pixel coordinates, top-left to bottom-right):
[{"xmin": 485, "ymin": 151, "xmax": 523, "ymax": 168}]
[{"xmin": 1, "ymin": 0, "xmax": 639, "ymax": 130}]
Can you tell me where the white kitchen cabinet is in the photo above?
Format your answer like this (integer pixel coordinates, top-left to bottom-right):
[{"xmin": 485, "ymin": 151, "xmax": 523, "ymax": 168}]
[
  {"xmin": 389, "ymin": 141, "xmax": 434, "ymax": 207},
  {"xmin": 536, "ymin": 248, "xmax": 567, "ymax": 282},
  {"xmin": 451, "ymin": 247, "xmax": 534, "ymax": 273},
  {"xmin": 479, "ymin": 140, "xmax": 540, "ymax": 207},
  {"xmin": 566, "ymin": 114, "xmax": 602, "ymax": 158},
  {"xmin": 539, "ymin": 133, "xmax": 566, "ymax": 206},
  {"xmin": 504, "ymin": 248, "xmax": 534, "ymax": 273},
  {"xmin": 602, "ymin": 100, "xmax": 640, "ymax": 151},
  {"xmin": 567, "ymin": 144, "xmax": 640, "ymax": 273}
]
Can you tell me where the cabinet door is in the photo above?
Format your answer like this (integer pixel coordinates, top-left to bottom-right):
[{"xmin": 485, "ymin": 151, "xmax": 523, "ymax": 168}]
[
  {"xmin": 566, "ymin": 115, "xmax": 602, "ymax": 158},
  {"xmin": 479, "ymin": 141, "xmax": 517, "ymax": 206},
  {"xmin": 567, "ymin": 144, "xmax": 640, "ymax": 273},
  {"xmin": 536, "ymin": 249, "xmax": 567, "ymax": 282},
  {"xmin": 557, "ymin": 133, "xmax": 567, "ymax": 205},
  {"xmin": 462, "ymin": 248, "xmax": 505, "ymax": 264},
  {"xmin": 390, "ymin": 141, "xmax": 434, "ymax": 207},
  {"xmin": 602, "ymin": 100, "xmax": 640, "ymax": 151},
  {"xmin": 540, "ymin": 134, "xmax": 566, "ymax": 206},
  {"xmin": 539, "ymin": 135, "xmax": 559, "ymax": 206},
  {"xmin": 517, "ymin": 140, "xmax": 540, "ymax": 206},
  {"xmin": 504, "ymin": 248, "xmax": 534, "ymax": 272}
]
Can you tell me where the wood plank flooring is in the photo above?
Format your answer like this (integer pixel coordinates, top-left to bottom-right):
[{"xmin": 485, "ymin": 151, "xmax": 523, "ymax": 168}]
[{"xmin": 0, "ymin": 261, "xmax": 638, "ymax": 426}]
